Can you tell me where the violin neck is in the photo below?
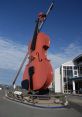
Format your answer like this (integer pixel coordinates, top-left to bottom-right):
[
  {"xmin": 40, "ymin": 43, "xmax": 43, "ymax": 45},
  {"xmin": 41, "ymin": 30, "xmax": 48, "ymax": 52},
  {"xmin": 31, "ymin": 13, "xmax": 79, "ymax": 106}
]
[
  {"xmin": 31, "ymin": 1, "xmax": 54, "ymax": 51},
  {"xmin": 31, "ymin": 19, "xmax": 39, "ymax": 51}
]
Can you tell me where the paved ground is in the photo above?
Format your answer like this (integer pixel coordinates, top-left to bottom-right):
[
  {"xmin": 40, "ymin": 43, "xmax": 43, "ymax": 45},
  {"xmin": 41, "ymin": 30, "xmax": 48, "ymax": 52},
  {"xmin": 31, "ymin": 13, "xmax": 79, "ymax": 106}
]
[
  {"xmin": 0, "ymin": 90, "xmax": 82, "ymax": 117},
  {"xmin": 67, "ymin": 95, "xmax": 82, "ymax": 114},
  {"xmin": 68, "ymin": 94, "xmax": 82, "ymax": 105}
]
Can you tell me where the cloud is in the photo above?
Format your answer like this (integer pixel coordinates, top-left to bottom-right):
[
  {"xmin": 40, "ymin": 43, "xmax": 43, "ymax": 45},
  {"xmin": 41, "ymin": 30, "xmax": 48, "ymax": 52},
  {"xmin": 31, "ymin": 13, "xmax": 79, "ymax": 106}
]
[
  {"xmin": 0, "ymin": 37, "xmax": 82, "ymax": 70},
  {"xmin": 0, "ymin": 37, "xmax": 27, "ymax": 70},
  {"xmin": 48, "ymin": 42, "xmax": 82, "ymax": 69},
  {"xmin": 64, "ymin": 43, "xmax": 82, "ymax": 57}
]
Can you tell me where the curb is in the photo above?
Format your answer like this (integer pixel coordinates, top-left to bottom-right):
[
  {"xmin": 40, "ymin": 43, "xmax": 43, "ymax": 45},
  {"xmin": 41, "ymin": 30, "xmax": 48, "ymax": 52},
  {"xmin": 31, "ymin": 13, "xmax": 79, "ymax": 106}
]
[{"xmin": 6, "ymin": 96, "xmax": 67, "ymax": 109}]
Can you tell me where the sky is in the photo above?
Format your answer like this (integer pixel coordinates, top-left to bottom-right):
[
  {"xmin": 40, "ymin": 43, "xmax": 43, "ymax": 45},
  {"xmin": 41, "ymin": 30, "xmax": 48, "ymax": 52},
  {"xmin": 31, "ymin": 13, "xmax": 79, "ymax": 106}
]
[{"xmin": 0, "ymin": 0, "xmax": 82, "ymax": 85}]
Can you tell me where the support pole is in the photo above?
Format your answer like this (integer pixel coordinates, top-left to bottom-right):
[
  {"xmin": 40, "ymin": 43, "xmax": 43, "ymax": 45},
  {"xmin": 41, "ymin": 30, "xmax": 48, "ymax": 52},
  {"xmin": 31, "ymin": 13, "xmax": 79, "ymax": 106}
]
[
  {"xmin": 12, "ymin": 52, "xmax": 28, "ymax": 86},
  {"xmin": 72, "ymin": 80, "xmax": 76, "ymax": 94}
]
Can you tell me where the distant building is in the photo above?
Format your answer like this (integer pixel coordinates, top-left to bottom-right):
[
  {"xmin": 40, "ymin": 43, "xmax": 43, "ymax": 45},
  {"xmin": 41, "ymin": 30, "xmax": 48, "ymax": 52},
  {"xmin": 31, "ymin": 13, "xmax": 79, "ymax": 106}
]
[{"xmin": 53, "ymin": 54, "xmax": 82, "ymax": 94}]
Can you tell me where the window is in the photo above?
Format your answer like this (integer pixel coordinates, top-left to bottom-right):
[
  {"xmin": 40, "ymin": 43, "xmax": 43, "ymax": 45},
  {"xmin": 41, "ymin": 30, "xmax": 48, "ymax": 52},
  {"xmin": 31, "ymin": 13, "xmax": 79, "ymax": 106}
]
[
  {"xmin": 74, "ymin": 66, "xmax": 77, "ymax": 69},
  {"xmin": 63, "ymin": 66, "xmax": 73, "ymax": 79},
  {"xmin": 74, "ymin": 71, "xmax": 77, "ymax": 75},
  {"xmin": 63, "ymin": 66, "xmax": 66, "ymax": 69},
  {"xmin": 67, "ymin": 70, "xmax": 73, "ymax": 78}
]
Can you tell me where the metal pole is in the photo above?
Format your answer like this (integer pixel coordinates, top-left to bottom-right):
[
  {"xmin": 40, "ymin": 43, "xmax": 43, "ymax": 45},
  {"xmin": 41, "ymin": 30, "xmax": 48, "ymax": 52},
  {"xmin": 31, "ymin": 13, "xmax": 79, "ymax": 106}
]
[{"xmin": 12, "ymin": 52, "xmax": 28, "ymax": 86}]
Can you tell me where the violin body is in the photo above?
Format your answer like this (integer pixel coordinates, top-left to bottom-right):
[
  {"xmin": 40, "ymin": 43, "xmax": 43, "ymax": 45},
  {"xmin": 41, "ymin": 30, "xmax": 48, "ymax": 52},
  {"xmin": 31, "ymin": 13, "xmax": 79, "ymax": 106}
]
[{"xmin": 21, "ymin": 32, "xmax": 53, "ymax": 92}]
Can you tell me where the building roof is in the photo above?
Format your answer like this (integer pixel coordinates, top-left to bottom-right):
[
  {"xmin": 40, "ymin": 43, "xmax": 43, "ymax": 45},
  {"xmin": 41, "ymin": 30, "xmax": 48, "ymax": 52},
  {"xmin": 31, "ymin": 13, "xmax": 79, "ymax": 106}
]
[
  {"xmin": 73, "ymin": 54, "xmax": 82, "ymax": 65},
  {"xmin": 62, "ymin": 60, "xmax": 74, "ymax": 66},
  {"xmin": 69, "ymin": 77, "xmax": 82, "ymax": 81}
]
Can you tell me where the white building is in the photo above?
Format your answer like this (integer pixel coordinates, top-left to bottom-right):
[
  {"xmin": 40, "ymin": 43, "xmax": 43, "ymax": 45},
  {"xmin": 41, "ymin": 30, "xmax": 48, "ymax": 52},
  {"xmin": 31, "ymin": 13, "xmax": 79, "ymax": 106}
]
[{"xmin": 53, "ymin": 54, "xmax": 82, "ymax": 94}]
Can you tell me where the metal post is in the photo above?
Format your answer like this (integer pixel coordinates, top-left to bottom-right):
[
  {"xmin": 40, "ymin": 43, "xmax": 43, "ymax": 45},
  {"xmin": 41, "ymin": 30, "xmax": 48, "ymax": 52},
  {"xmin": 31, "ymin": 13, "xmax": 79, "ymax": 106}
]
[{"xmin": 72, "ymin": 80, "xmax": 76, "ymax": 94}]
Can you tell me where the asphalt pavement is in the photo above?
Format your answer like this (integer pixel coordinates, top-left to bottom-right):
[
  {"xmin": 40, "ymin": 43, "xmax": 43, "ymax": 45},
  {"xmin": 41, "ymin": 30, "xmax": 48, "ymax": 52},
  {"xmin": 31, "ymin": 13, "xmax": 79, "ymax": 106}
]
[{"xmin": 0, "ymin": 90, "xmax": 82, "ymax": 117}]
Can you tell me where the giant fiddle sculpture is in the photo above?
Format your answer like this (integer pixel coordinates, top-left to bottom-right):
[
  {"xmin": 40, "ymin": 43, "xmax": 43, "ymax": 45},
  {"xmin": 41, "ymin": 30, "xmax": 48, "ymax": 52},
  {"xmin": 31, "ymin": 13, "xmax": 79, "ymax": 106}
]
[
  {"xmin": 21, "ymin": 2, "xmax": 54, "ymax": 94},
  {"xmin": 12, "ymin": 2, "xmax": 54, "ymax": 94}
]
